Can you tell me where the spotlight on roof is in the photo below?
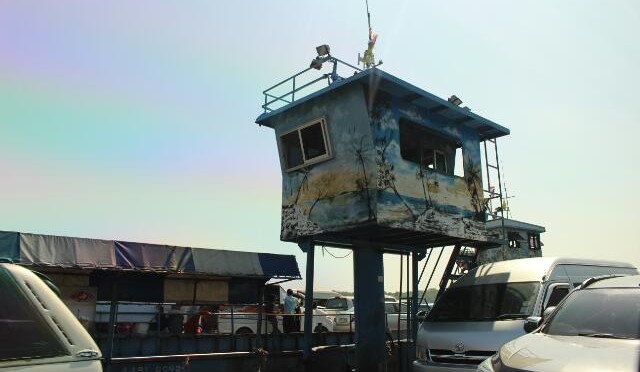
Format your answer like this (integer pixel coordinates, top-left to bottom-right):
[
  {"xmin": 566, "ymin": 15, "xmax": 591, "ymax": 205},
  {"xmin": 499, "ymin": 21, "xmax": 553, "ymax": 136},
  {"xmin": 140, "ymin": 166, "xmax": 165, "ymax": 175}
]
[
  {"xmin": 310, "ymin": 57, "xmax": 324, "ymax": 70},
  {"xmin": 310, "ymin": 44, "xmax": 331, "ymax": 70},
  {"xmin": 448, "ymin": 95, "xmax": 463, "ymax": 106},
  {"xmin": 316, "ymin": 44, "xmax": 330, "ymax": 56}
]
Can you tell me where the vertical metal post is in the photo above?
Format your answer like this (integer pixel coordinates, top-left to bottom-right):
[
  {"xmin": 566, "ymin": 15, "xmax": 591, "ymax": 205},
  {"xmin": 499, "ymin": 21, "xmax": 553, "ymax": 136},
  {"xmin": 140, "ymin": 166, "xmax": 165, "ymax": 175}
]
[
  {"xmin": 300, "ymin": 238, "xmax": 315, "ymax": 364},
  {"xmin": 396, "ymin": 255, "xmax": 403, "ymax": 344},
  {"xmin": 354, "ymin": 246, "xmax": 386, "ymax": 372},
  {"xmin": 231, "ymin": 306, "xmax": 235, "ymax": 350},
  {"xmin": 256, "ymin": 286, "xmax": 264, "ymax": 350},
  {"xmin": 411, "ymin": 252, "xmax": 419, "ymax": 363},
  {"xmin": 104, "ymin": 277, "xmax": 119, "ymax": 372}
]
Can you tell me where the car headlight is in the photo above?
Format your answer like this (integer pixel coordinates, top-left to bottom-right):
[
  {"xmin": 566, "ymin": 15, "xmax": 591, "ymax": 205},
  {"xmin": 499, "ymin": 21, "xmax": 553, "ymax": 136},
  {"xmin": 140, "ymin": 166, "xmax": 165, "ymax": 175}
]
[
  {"xmin": 477, "ymin": 352, "xmax": 501, "ymax": 372},
  {"xmin": 476, "ymin": 357, "xmax": 494, "ymax": 372},
  {"xmin": 491, "ymin": 351, "xmax": 502, "ymax": 370}
]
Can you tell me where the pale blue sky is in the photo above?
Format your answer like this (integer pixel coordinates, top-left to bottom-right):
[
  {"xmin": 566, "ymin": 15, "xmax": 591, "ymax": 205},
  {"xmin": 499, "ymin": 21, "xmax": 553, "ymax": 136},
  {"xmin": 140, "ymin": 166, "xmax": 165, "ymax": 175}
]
[{"xmin": 1, "ymin": 1, "xmax": 638, "ymax": 291}]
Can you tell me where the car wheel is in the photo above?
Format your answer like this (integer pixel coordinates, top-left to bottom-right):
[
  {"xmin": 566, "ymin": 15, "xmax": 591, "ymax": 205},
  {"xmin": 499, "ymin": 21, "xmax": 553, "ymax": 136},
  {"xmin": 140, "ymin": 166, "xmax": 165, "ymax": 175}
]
[
  {"xmin": 314, "ymin": 325, "xmax": 329, "ymax": 333},
  {"xmin": 235, "ymin": 327, "xmax": 254, "ymax": 335}
]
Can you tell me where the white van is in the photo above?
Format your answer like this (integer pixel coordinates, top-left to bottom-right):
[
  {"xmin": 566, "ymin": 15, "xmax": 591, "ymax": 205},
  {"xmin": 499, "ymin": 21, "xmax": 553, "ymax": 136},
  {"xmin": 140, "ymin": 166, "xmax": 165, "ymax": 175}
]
[
  {"xmin": 413, "ymin": 257, "xmax": 638, "ymax": 372},
  {"xmin": 0, "ymin": 263, "xmax": 102, "ymax": 372}
]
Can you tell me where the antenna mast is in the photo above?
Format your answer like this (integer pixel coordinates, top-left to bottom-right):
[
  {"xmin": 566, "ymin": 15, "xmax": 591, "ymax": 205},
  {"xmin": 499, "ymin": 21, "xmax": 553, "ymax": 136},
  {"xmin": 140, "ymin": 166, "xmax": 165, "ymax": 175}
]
[{"xmin": 358, "ymin": 0, "xmax": 382, "ymax": 69}]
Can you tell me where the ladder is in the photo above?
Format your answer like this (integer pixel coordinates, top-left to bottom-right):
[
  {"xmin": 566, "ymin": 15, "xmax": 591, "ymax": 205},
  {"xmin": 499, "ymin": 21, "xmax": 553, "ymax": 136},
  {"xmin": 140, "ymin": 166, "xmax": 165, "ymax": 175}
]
[
  {"xmin": 483, "ymin": 138, "xmax": 507, "ymax": 240},
  {"xmin": 436, "ymin": 245, "xmax": 478, "ymax": 300}
]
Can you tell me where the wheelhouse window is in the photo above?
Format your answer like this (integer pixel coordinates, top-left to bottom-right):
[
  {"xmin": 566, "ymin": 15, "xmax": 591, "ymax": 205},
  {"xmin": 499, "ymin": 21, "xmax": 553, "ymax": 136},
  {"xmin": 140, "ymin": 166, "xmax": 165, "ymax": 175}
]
[
  {"xmin": 280, "ymin": 118, "xmax": 331, "ymax": 171},
  {"xmin": 507, "ymin": 231, "xmax": 522, "ymax": 248},
  {"xmin": 399, "ymin": 119, "xmax": 461, "ymax": 176},
  {"xmin": 528, "ymin": 233, "xmax": 541, "ymax": 250}
]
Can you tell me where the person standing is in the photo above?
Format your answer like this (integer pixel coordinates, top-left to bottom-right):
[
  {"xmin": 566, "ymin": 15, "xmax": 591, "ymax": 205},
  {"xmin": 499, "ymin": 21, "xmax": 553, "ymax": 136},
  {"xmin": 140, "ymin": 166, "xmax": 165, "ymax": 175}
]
[{"xmin": 283, "ymin": 289, "xmax": 297, "ymax": 333}]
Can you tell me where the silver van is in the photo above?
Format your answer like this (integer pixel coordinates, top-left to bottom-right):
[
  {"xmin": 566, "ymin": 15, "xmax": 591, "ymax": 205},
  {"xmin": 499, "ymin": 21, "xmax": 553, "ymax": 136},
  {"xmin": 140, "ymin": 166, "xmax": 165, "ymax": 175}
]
[
  {"xmin": 0, "ymin": 263, "xmax": 102, "ymax": 372},
  {"xmin": 413, "ymin": 257, "xmax": 638, "ymax": 372}
]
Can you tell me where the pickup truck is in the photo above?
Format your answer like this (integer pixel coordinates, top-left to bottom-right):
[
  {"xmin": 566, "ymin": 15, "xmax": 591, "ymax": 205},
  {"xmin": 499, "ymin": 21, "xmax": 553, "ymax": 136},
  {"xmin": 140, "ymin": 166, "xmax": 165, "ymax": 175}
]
[{"xmin": 0, "ymin": 262, "xmax": 102, "ymax": 372}]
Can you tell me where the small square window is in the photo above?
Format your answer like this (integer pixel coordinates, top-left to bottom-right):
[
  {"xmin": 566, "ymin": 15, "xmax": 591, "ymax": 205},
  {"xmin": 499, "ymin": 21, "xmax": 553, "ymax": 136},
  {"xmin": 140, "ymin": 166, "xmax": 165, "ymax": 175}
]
[
  {"xmin": 528, "ymin": 233, "xmax": 541, "ymax": 250},
  {"xmin": 280, "ymin": 118, "xmax": 331, "ymax": 171},
  {"xmin": 507, "ymin": 231, "xmax": 523, "ymax": 248},
  {"xmin": 434, "ymin": 151, "xmax": 447, "ymax": 173}
]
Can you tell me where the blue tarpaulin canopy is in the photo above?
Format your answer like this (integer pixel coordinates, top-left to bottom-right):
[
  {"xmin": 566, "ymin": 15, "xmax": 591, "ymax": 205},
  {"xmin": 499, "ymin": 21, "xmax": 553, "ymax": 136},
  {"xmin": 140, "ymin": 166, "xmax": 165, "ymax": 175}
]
[{"xmin": 0, "ymin": 231, "xmax": 300, "ymax": 280}]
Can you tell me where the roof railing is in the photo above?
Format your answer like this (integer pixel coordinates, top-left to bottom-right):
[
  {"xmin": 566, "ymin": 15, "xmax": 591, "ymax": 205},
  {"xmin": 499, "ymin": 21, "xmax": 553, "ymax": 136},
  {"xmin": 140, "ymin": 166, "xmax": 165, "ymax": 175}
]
[{"xmin": 262, "ymin": 56, "xmax": 363, "ymax": 113}]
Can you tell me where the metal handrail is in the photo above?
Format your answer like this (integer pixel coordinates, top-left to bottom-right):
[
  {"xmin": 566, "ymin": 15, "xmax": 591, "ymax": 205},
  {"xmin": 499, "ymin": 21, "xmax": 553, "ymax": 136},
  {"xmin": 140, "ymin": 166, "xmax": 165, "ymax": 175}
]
[{"xmin": 261, "ymin": 56, "xmax": 363, "ymax": 113}]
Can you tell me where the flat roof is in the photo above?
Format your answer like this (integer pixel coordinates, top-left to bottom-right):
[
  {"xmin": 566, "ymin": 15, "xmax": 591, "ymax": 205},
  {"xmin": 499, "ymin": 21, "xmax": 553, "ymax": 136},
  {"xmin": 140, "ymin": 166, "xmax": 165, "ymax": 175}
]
[
  {"xmin": 486, "ymin": 218, "xmax": 546, "ymax": 233},
  {"xmin": 256, "ymin": 68, "xmax": 510, "ymax": 141}
]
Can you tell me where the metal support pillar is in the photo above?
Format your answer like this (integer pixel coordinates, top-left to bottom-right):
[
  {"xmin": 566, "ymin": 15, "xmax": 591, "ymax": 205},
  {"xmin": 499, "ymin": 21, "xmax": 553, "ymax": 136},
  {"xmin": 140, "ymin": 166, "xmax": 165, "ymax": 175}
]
[
  {"xmin": 299, "ymin": 239, "xmax": 315, "ymax": 365},
  {"xmin": 104, "ymin": 277, "xmax": 119, "ymax": 372},
  {"xmin": 256, "ymin": 286, "xmax": 264, "ymax": 350},
  {"xmin": 411, "ymin": 252, "xmax": 419, "ymax": 346},
  {"xmin": 353, "ymin": 246, "xmax": 386, "ymax": 372}
]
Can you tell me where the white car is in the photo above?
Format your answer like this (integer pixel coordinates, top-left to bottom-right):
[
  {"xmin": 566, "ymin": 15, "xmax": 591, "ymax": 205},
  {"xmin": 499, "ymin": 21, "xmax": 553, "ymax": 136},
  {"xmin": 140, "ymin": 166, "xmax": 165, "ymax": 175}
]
[
  {"xmin": 0, "ymin": 262, "xmax": 102, "ymax": 371},
  {"xmin": 217, "ymin": 306, "xmax": 335, "ymax": 334},
  {"xmin": 334, "ymin": 301, "xmax": 408, "ymax": 333},
  {"xmin": 477, "ymin": 275, "xmax": 640, "ymax": 372}
]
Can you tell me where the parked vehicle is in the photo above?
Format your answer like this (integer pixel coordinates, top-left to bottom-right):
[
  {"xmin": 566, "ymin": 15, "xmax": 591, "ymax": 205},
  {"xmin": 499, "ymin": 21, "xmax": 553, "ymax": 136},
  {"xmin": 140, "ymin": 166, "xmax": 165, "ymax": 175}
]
[
  {"xmin": 333, "ymin": 300, "xmax": 408, "ymax": 333},
  {"xmin": 0, "ymin": 262, "xmax": 102, "ymax": 371},
  {"xmin": 414, "ymin": 257, "xmax": 638, "ymax": 372},
  {"xmin": 477, "ymin": 274, "xmax": 640, "ymax": 372},
  {"xmin": 217, "ymin": 304, "xmax": 335, "ymax": 334},
  {"xmin": 323, "ymin": 296, "xmax": 354, "ymax": 314},
  {"xmin": 299, "ymin": 289, "xmax": 342, "ymax": 308}
]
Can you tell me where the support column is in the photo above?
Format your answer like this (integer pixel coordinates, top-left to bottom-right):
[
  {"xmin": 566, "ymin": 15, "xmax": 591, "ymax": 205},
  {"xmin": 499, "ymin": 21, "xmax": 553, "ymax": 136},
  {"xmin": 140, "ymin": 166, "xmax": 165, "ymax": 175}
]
[
  {"xmin": 299, "ymin": 239, "xmax": 315, "ymax": 364},
  {"xmin": 353, "ymin": 246, "xmax": 386, "ymax": 372},
  {"xmin": 411, "ymin": 252, "xmax": 420, "ymax": 355},
  {"xmin": 104, "ymin": 276, "xmax": 119, "ymax": 372}
]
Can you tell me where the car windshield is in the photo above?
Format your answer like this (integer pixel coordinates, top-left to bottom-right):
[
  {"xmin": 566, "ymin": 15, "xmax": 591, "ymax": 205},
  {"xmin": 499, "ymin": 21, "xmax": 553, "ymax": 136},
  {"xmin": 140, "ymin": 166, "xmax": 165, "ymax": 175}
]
[
  {"xmin": 427, "ymin": 282, "xmax": 540, "ymax": 321},
  {"xmin": 0, "ymin": 267, "xmax": 68, "ymax": 361},
  {"xmin": 385, "ymin": 302, "xmax": 399, "ymax": 314},
  {"xmin": 325, "ymin": 298, "xmax": 349, "ymax": 310},
  {"xmin": 543, "ymin": 288, "xmax": 640, "ymax": 339}
]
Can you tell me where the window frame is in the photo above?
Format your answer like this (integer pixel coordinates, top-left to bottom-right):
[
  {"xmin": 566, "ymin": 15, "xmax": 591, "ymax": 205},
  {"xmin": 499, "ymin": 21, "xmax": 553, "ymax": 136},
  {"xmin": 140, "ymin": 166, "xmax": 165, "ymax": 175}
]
[{"xmin": 279, "ymin": 117, "xmax": 332, "ymax": 172}]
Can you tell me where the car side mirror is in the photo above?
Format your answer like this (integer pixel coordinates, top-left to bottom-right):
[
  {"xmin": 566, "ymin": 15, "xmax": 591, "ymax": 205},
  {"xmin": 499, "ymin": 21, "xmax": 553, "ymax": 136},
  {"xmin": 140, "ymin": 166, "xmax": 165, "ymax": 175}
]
[
  {"xmin": 542, "ymin": 306, "xmax": 556, "ymax": 321},
  {"xmin": 523, "ymin": 316, "xmax": 542, "ymax": 333}
]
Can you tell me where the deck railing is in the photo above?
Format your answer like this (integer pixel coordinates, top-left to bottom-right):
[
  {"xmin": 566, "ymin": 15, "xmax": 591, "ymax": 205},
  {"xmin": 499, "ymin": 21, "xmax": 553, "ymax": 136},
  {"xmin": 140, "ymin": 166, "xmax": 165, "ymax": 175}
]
[{"xmin": 261, "ymin": 56, "xmax": 362, "ymax": 113}]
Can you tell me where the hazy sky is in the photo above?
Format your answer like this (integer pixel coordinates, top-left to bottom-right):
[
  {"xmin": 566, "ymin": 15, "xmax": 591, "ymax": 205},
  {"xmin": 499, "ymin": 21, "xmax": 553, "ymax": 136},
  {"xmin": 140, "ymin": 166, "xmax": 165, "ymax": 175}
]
[{"xmin": 1, "ymin": 1, "xmax": 638, "ymax": 292}]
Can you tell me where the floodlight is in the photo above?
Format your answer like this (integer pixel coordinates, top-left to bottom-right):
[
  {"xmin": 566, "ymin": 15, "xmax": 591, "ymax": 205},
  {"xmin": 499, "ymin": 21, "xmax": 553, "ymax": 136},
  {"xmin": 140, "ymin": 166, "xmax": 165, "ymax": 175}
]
[
  {"xmin": 310, "ymin": 57, "xmax": 324, "ymax": 70},
  {"xmin": 316, "ymin": 44, "xmax": 330, "ymax": 56},
  {"xmin": 448, "ymin": 95, "xmax": 463, "ymax": 106}
]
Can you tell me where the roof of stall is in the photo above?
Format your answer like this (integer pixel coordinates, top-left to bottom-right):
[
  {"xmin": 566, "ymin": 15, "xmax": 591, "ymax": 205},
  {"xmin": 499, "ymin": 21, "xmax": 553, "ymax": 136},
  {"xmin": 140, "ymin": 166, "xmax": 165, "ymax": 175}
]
[
  {"xmin": 0, "ymin": 231, "xmax": 301, "ymax": 279},
  {"xmin": 256, "ymin": 68, "xmax": 510, "ymax": 141}
]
